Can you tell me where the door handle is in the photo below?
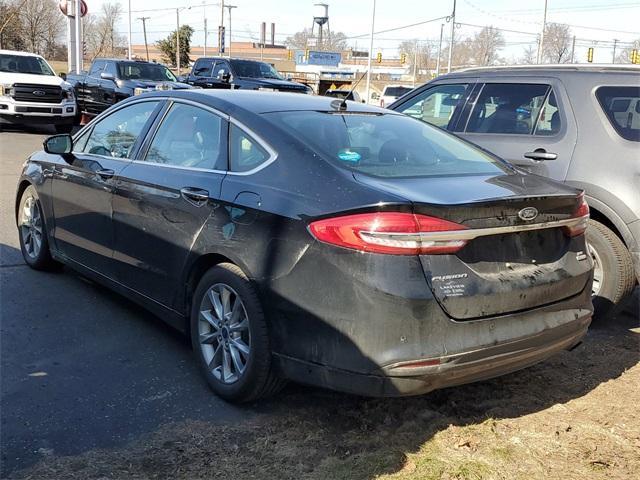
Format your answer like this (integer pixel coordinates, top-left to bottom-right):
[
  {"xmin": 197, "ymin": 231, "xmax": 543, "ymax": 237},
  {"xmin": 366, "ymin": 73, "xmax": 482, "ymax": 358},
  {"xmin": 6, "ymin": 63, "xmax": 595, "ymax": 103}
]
[
  {"xmin": 180, "ymin": 187, "xmax": 209, "ymax": 205},
  {"xmin": 96, "ymin": 168, "xmax": 115, "ymax": 179},
  {"xmin": 524, "ymin": 149, "xmax": 558, "ymax": 161}
]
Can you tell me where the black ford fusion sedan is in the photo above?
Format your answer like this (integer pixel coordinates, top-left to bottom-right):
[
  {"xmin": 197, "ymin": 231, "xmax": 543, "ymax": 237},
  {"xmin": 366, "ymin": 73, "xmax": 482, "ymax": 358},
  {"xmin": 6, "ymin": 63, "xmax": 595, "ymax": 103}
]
[{"xmin": 15, "ymin": 90, "xmax": 593, "ymax": 402}]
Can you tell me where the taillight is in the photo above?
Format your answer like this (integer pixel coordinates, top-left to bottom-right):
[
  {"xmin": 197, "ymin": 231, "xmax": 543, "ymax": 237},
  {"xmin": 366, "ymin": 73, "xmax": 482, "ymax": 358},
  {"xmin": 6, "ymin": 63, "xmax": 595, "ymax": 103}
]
[
  {"xmin": 563, "ymin": 193, "xmax": 589, "ymax": 237},
  {"xmin": 308, "ymin": 212, "xmax": 468, "ymax": 255}
]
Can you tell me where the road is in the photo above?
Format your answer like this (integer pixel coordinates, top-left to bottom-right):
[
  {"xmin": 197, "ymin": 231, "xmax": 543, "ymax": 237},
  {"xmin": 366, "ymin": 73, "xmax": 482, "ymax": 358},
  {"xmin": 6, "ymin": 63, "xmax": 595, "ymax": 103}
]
[{"xmin": 1, "ymin": 126, "xmax": 638, "ymax": 479}]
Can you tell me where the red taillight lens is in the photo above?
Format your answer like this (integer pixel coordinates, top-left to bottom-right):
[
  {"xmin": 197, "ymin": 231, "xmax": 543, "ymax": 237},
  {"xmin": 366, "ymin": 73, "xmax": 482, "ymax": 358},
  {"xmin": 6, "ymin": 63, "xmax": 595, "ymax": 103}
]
[
  {"xmin": 308, "ymin": 212, "xmax": 468, "ymax": 255},
  {"xmin": 563, "ymin": 194, "xmax": 590, "ymax": 237}
]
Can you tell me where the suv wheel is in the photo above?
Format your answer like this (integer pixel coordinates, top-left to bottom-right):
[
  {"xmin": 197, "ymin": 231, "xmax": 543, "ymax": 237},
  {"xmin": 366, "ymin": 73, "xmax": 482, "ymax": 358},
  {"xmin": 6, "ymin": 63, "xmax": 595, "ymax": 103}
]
[
  {"xmin": 190, "ymin": 263, "xmax": 285, "ymax": 402},
  {"xmin": 586, "ymin": 219, "xmax": 636, "ymax": 318}
]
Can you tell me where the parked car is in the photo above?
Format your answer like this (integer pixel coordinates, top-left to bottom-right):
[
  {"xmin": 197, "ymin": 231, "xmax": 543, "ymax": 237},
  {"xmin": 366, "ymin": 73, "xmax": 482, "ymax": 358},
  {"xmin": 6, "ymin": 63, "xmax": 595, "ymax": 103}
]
[
  {"xmin": 15, "ymin": 90, "xmax": 593, "ymax": 402},
  {"xmin": 390, "ymin": 65, "xmax": 640, "ymax": 317},
  {"xmin": 184, "ymin": 57, "xmax": 312, "ymax": 94},
  {"xmin": 0, "ymin": 49, "xmax": 76, "ymax": 133},
  {"xmin": 324, "ymin": 89, "xmax": 363, "ymax": 102},
  {"xmin": 378, "ymin": 84, "xmax": 413, "ymax": 107},
  {"xmin": 65, "ymin": 58, "xmax": 191, "ymax": 119}
]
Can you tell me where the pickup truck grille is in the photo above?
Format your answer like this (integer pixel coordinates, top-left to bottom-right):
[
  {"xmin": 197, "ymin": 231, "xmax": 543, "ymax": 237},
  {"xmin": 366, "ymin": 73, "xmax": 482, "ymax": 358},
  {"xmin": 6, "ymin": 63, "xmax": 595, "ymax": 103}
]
[{"xmin": 12, "ymin": 83, "xmax": 63, "ymax": 104}]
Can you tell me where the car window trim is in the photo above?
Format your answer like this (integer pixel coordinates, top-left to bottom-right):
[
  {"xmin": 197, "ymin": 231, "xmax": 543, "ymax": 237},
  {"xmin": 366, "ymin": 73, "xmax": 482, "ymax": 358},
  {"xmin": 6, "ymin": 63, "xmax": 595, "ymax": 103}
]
[
  {"xmin": 532, "ymin": 87, "xmax": 556, "ymax": 136},
  {"xmin": 136, "ymin": 98, "xmax": 231, "ymax": 173}
]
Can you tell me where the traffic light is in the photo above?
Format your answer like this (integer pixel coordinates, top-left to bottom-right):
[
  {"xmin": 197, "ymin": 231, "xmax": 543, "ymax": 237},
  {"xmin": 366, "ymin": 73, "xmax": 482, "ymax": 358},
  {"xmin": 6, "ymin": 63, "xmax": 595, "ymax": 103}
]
[
  {"xmin": 376, "ymin": 52, "xmax": 382, "ymax": 63},
  {"xmin": 304, "ymin": 49, "xmax": 309, "ymax": 61},
  {"xmin": 400, "ymin": 53, "xmax": 407, "ymax": 64},
  {"xmin": 587, "ymin": 47, "xmax": 594, "ymax": 63},
  {"xmin": 631, "ymin": 49, "xmax": 639, "ymax": 64}
]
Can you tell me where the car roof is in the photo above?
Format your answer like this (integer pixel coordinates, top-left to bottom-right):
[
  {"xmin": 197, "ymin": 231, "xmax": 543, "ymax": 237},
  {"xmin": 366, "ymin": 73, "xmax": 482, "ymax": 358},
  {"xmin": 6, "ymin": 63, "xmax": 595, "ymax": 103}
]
[
  {"xmin": 140, "ymin": 89, "xmax": 387, "ymax": 115},
  {"xmin": 441, "ymin": 64, "xmax": 640, "ymax": 77},
  {"xmin": 0, "ymin": 49, "xmax": 44, "ymax": 58},
  {"xmin": 196, "ymin": 57, "xmax": 264, "ymax": 63}
]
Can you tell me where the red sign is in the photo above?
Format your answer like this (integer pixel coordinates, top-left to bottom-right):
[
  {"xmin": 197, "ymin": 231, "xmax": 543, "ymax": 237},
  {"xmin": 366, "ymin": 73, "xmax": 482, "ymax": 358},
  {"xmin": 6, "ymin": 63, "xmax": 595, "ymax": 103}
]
[{"xmin": 59, "ymin": 0, "xmax": 88, "ymax": 18}]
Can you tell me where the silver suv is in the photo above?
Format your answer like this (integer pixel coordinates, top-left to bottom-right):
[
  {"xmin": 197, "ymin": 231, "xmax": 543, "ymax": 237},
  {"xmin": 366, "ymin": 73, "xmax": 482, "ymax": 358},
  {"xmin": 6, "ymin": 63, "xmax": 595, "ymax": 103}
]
[{"xmin": 390, "ymin": 65, "xmax": 639, "ymax": 317}]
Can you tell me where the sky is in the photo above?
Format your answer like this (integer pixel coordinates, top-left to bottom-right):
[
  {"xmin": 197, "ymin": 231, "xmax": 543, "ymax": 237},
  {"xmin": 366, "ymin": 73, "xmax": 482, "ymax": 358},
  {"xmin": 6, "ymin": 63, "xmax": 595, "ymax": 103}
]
[{"xmin": 84, "ymin": 0, "xmax": 640, "ymax": 63}]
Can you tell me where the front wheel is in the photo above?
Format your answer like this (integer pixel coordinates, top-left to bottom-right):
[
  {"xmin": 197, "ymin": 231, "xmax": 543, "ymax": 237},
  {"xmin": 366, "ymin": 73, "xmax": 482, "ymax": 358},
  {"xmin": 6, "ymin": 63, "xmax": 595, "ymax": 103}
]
[
  {"xmin": 17, "ymin": 186, "xmax": 58, "ymax": 270},
  {"xmin": 190, "ymin": 263, "xmax": 285, "ymax": 402},
  {"xmin": 586, "ymin": 219, "xmax": 636, "ymax": 318}
]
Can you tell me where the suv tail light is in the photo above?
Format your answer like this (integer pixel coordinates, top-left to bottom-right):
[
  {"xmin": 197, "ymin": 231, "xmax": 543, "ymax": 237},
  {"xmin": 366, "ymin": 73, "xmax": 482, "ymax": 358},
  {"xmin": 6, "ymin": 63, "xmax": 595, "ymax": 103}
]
[
  {"xmin": 308, "ymin": 212, "xmax": 468, "ymax": 255},
  {"xmin": 563, "ymin": 194, "xmax": 590, "ymax": 237}
]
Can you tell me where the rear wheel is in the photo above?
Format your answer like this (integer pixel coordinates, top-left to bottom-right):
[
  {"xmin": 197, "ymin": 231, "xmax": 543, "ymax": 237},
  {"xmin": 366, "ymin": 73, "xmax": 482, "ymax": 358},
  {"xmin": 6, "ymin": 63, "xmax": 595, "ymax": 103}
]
[
  {"xmin": 586, "ymin": 219, "xmax": 636, "ymax": 318},
  {"xmin": 17, "ymin": 186, "xmax": 58, "ymax": 270},
  {"xmin": 190, "ymin": 263, "xmax": 285, "ymax": 402}
]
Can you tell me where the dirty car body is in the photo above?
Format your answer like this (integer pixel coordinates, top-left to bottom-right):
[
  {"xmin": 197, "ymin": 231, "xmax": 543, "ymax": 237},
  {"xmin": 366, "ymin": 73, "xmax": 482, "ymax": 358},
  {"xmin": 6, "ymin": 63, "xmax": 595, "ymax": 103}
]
[{"xmin": 16, "ymin": 90, "xmax": 593, "ymax": 397}]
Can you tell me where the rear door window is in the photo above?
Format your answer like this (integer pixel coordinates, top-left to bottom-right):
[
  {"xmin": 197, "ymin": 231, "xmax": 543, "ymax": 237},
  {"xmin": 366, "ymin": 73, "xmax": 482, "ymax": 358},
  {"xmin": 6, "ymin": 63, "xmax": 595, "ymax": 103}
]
[
  {"xmin": 229, "ymin": 124, "xmax": 271, "ymax": 173},
  {"xmin": 466, "ymin": 83, "xmax": 550, "ymax": 135},
  {"xmin": 533, "ymin": 91, "xmax": 561, "ymax": 136},
  {"xmin": 395, "ymin": 83, "xmax": 469, "ymax": 129},
  {"xmin": 212, "ymin": 61, "xmax": 230, "ymax": 78},
  {"xmin": 595, "ymin": 86, "xmax": 640, "ymax": 142}
]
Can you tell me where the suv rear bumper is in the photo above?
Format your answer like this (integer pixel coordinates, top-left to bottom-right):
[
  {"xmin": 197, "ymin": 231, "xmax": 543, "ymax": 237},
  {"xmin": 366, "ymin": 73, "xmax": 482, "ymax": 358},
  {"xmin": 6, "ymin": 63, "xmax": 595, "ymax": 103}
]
[{"xmin": 274, "ymin": 314, "xmax": 591, "ymax": 397}]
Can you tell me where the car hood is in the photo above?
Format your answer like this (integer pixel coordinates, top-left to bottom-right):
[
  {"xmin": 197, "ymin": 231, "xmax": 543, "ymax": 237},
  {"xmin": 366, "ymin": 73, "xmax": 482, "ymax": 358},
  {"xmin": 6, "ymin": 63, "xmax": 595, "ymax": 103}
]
[
  {"xmin": 123, "ymin": 80, "xmax": 191, "ymax": 90},
  {"xmin": 237, "ymin": 77, "xmax": 308, "ymax": 90},
  {"xmin": 0, "ymin": 72, "xmax": 65, "ymax": 86}
]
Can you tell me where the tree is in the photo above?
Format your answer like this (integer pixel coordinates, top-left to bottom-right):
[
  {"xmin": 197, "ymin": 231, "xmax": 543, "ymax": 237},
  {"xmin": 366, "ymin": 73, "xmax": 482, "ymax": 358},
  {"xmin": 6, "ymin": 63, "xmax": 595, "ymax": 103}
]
[
  {"xmin": 470, "ymin": 26, "xmax": 504, "ymax": 66},
  {"xmin": 0, "ymin": 0, "xmax": 25, "ymax": 50},
  {"xmin": 157, "ymin": 25, "xmax": 194, "ymax": 67},
  {"xmin": 616, "ymin": 38, "xmax": 640, "ymax": 64},
  {"xmin": 18, "ymin": 0, "xmax": 64, "ymax": 57},
  {"xmin": 285, "ymin": 28, "xmax": 347, "ymax": 51},
  {"xmin": 399, "ymin": 40, "xmax": 433, "ymax": 77},
  {"xmin": 542, "ymin": 23, "xmax": 572, "ymax": 64},
  {"xmin": 440, "ymin": 38, "xmax": 474, "ymax": 70},
  {"xmin": 83, "ymin": 2, "xmax": 126, "ymax": 61},
  {"xmin": 518, "ymin": 44, "xmax": 537, "ymax": 64}
]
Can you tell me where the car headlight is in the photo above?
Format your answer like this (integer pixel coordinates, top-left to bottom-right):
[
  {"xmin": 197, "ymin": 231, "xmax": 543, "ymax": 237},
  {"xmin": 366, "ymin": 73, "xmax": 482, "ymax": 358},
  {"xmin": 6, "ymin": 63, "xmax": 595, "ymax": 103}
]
[
  {"xmin": 257, "ymin": 87, "xmax": 277, "ymax": 92},
  {"xmin": 63, "ymin": 88, "xmax": 74, "ymax": 100},
  {"xmin": 0, "ymin": 84, "xmax": 12, "ymax": 97}
]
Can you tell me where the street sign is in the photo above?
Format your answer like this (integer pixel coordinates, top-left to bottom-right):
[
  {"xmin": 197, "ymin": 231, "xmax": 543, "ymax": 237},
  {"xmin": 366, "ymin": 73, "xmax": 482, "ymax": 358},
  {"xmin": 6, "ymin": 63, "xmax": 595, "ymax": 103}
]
[
  {"xmin": 307, "ymin": 51, "xmax": 341, "ymax": 66},
  {"xmin": 58, "ymin": 0, "xmax": 88, "ymax": 17}
]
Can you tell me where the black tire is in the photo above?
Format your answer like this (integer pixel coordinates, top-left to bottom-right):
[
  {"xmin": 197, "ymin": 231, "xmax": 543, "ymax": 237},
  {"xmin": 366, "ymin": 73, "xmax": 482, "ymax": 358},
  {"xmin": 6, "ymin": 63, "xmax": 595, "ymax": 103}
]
[
  {"xmin": 17, "ymin": 186, "xmax": 59, "ymax": 270},
  {"xmin": 586, "ymin": 219, "xmax": 636, "ymax": 318},
  {"xmin": 190, "ymin": 263, "xmax": 285, "ymax": 402},
  {"xmin": 55, "ymin": 123, "xmax": 74, "ymax": 134}
]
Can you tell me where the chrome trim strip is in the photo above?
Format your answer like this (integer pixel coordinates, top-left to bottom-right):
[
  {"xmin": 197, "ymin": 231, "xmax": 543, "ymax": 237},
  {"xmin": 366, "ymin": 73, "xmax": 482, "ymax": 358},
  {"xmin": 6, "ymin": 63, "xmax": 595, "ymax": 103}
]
[{"xmin": 361, "ymin": 215, "xmax": 588, "ymax": 242}]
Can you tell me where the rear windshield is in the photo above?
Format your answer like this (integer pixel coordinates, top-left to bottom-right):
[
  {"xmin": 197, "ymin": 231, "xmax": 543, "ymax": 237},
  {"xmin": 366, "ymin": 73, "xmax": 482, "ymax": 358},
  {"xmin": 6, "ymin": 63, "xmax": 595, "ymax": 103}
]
[
  {"xmin": 117, "ymin": 62, "xmax": 177, "ymax": 82},
  {"xmin": 595, "ymin": 86, "xmax": 640, "ymax": 142},
  {"xmin": 0, "ymin": 54, "xmax": 54, "ymax": 75},
  {"xmin": 383, "ymin": 86, "xmax": 412, "ymax": 97},
  {"xmin": 267, "ymin": 111, "xmax": 511, "ymax": 178}
]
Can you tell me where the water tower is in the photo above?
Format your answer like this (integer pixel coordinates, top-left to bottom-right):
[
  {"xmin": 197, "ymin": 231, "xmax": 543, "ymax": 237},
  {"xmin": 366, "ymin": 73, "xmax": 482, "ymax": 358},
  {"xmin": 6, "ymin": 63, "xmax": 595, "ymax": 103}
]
[{"xmin": 311, "ymin": 3, "xmax": 331, "ymax": 50}]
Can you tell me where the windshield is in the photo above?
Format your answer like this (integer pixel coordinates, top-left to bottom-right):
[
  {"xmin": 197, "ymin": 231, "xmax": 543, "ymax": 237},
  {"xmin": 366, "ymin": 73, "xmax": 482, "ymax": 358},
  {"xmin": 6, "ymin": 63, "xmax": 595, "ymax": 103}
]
[
  {"xmin": 230, "ymin": 60, "xmax": 282, "ymax": 79},
  {"xmin": 267, "ymin": 111, "xmax": 511, "ymax": 178},
  {"xmin": 117, "ymin": 62, "xmax": 177, "ymax": 82},
  {"xmin": 0, "ymin": 54, "xmax": 54, "ymax": 76},
  {"xmin": 383, "ymin": 86, "xmax": 412, "ymax": 97}
]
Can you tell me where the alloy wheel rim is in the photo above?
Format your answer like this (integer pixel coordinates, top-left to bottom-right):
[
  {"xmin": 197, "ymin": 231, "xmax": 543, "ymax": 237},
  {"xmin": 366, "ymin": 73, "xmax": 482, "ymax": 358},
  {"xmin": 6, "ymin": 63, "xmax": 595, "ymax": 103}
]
[
  {"xmin": 20, "ymin": 195, "xmax": 43, "ymax": 259},
  {"xmin": 588, "ymin": 243, "xmax": 603, "ymax": 297},
  {"xmin": 198, "ymin": 283, "xmax": 251, "ymax": 384}
]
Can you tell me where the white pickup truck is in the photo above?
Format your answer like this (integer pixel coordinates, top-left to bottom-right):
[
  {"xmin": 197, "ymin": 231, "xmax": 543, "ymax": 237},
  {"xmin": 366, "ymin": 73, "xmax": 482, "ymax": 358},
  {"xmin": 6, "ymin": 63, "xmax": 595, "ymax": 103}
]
[{"xmin": 0, "ymin": 49, "xmax": 76, "ymax": 133}]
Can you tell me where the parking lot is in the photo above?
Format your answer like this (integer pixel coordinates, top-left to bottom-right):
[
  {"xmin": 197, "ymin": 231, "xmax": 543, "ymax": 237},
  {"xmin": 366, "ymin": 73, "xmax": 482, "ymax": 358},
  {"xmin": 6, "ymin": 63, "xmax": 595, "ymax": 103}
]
[{"xmin": 1, "ymin": 127, "xmax": 639, "ymax": 479}]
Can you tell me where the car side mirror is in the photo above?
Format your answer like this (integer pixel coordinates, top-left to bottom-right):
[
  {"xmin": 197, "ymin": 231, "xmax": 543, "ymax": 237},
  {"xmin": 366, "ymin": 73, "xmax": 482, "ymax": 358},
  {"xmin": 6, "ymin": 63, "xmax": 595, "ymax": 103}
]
[
  {"xmin": 59, "ymin": 72, "xmax": 67, "ymax": 80},
  {"xmin": 217, "ymin": 70, "xmax": 231, "ymax": 82},
  {"xmin": 101, "ymin": 72, "xmax": 116, "ymax": 82},
  {"xmin": 44, "ymin": 134, "xmax": 73, "ymax": 156}
]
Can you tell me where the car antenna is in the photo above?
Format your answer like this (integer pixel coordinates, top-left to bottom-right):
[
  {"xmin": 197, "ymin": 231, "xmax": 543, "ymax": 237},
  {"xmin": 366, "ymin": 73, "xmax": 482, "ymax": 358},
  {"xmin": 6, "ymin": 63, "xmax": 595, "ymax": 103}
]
[{"xmin": 335, "ymin": 71, "xmax": 367, "ymax": 111}]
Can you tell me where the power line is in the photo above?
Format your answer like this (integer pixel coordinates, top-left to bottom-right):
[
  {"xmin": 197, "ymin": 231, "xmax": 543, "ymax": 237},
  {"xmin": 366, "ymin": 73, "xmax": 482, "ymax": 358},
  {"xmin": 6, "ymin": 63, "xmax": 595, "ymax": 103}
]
[{"xmin": 345, "ymin": 16, "xmax": 448, "ymax": 40}]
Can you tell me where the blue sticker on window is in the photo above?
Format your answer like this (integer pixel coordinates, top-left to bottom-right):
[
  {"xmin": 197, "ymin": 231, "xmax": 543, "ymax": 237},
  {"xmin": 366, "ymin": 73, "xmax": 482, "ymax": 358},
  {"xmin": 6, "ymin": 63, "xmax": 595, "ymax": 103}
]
[{"xmin": 337, "ymin": 149, "xmax": 361, "ymax": 163}]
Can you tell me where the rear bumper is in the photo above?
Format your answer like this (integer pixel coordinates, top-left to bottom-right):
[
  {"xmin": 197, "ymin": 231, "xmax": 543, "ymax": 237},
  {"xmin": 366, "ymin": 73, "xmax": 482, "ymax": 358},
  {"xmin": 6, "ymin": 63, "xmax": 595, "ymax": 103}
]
[{"xmin": 274, "ymin": 314, "xmax": 591, "ymax": 397}]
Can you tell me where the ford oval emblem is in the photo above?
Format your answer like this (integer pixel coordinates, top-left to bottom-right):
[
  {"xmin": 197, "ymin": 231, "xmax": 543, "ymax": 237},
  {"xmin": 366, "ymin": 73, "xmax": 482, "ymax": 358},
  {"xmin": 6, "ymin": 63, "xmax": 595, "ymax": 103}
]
[
  {"xmin": 32, "ymin": 90, "xmax": 46, "ymax": 96},
  {"xmin": 518, "ymin": 207, "xmax": 539, "ymax": 221}
]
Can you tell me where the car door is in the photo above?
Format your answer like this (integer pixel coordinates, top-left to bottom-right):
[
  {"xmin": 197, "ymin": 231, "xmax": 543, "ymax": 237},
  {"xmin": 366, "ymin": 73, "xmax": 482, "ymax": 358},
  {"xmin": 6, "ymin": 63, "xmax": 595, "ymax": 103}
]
[
  {"xmin": 84, "ymin": 60, "xmax": 106, "ymax": 116},
  {"xmin": 98, "ymin": 61, "xmax": 118, "ymax": 106},
  {"xmin": 51, "ymin": 99, "xmax": 163, "ymax": 278},
  {"xmin": 390, "ymin": 79, "xmax": 476, "ymax": 131},
  {"xmin": 457, "ymin": 79, "xmax": 577, "ymax": 180},
  {"xmin": 112, "ymin": 100, "xmax": 228, "ymax": 309}
]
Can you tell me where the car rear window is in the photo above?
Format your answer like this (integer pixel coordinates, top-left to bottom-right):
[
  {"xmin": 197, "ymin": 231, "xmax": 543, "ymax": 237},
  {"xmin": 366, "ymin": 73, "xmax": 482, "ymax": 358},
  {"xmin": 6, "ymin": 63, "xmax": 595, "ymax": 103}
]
[
  {"xmin": 595, "ymin": 86, "xmax": 640, "ymax": 142},
  {"xmin": 267, "ymin": 111, "xmax": 510, "ymax": 178}
]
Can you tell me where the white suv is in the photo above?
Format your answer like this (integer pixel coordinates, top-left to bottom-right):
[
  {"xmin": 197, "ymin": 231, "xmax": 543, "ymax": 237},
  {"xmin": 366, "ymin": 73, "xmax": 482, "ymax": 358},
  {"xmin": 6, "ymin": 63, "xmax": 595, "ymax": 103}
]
[{"xmin": 0, "ymin": 50, "xmax": 76, "ymax": 133}]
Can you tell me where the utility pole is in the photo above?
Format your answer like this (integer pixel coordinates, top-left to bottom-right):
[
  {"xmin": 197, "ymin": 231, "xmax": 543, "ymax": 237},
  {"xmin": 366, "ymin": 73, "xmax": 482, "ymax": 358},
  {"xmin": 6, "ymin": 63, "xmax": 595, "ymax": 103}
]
[
  {"xmin": 204, "ymin": 18, "xmax": 208, "ymax": 56},
  {"xmin": 365, "ymin": 0, "xmax": 376, "ymax": 105},
  {"xmin": 225, "ymin": 5, "xmax": 237, "ymax": 58},
  {"xmin": 176, "ymin": 8, "xmax": 180, "ymax": 74},
  {"xmin": 447, "ymin": 0, "xmax": 456, "ymax": 73},
  {"xmin": 436, "ymin": 23, "xmax": 444, "ymax": 76},
  {"xmin": 412, "ymin": 40, "xmax": 418, "ymax": 87},
  {"xmin": 570, "ymin": 35, "xmax": 576, "ymax": 63},
  {"xmin": 74, "ymin": 0, "xmax": 81, "ymax": 73},
  {"xmin": 127, "ymin": 0, "xmax": 132, "ymax": 60},
  {"xmin": 536, "ymin": 0, "xmax": 548, "ymax": 64},
  {"xmin": 612, "ymin": 39, "xmax": 618, "ymax": 63},
  {"xmin": 219, "ymin": 0, "xmax": 225, "ymax": 54},
  {"xmin": 138, "ymin": 17, "xmax": 150, "ymax": 61}
]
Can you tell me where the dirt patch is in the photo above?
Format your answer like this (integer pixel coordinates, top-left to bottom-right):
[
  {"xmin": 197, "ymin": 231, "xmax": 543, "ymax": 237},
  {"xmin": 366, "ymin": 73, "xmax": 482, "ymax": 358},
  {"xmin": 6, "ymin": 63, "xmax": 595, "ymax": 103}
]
[{"xmin": 10, "ymin": 295, "xmax": 639, "ymax": 480}]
